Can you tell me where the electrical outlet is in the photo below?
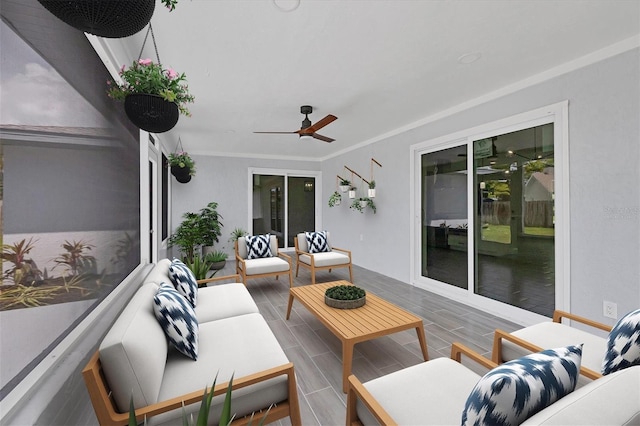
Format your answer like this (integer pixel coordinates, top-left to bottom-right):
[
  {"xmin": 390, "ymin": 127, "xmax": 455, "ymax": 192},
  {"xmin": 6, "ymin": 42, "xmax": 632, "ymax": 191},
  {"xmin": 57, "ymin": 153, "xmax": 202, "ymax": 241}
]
[{"xmin": 603, "ymin": 301, "xmax": 618, "ymax": 319}]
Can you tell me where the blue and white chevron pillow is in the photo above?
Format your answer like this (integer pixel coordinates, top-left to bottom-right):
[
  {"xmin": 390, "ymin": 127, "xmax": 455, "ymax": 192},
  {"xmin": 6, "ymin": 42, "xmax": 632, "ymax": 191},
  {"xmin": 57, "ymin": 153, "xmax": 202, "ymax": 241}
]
[
  {"xmin": 305, "ymin": 231, "xmax": 331, "ymax": 254},
  {"xmin": 602, "ymin": 308, "xmax": 640, "ymax": 375},
  {"xmin": 462, "ymin": 344, "xmax": 582, "ymax": 426},
  {"xmin": 168, "ymin": 258, "xmax": 198, "ymax": 308},
  {"xmin": 153, "ymin": 283, "xmax": 199, "ymax": 361},
  {"xmin": 246, "ymin": 234, "xmax": 272, "ymax": 259}
]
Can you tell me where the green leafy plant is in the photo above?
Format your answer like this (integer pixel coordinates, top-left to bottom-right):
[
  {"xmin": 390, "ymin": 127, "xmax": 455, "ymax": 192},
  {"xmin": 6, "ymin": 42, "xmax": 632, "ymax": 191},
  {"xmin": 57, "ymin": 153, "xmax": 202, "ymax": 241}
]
[
  {"xmin": 328, "ymin": 191, "xmax": 342, "ymax": 207},
  {"xmin": 199, "ymin": 201, "xmax": 223, "ymax": 247},
  {"xmin": 325, "ymin": 285, "xmax": 366, "ymax": 300},
  {"xmin": 339, "ymin": 178, "xmax": 350, "ymax": 186},
  {"xmin": 1, "ymin": 238, "xmax": 42, "ymax": 285},
  {"xmin": 169, "ymin": 212, "xmax": 201, "ymax": 263},
  {"xmin": 204, "ymin": 250, "xmax": 228, "ymax": 263},
  {"xmin": 161, "ymin": 0, "xmax": 178, "ymax": 11},
  {"xmin": 184, "ymin": 255, "xmax": 212, "ymax": 280},
  {"xmin": 368, "ymin": 180, "xmax": 376, "ymax": 189},
  {"xmin": 229, "ymin": 227, "xmax": 248, "ymax": 243},
  {"xmin": 107, "ymin": 59, "xmax": 195, "ymax": 116},
  {"xmin": 53, "ymin": 240, "xmax": 96, "ymax": 276},
  {"xmin": 168, "ymin": 151, "xmax": 196, "ymax": 175},
  {"xmin": 350, "ymin": 197, "xmax": 376, "ymax": 214}
]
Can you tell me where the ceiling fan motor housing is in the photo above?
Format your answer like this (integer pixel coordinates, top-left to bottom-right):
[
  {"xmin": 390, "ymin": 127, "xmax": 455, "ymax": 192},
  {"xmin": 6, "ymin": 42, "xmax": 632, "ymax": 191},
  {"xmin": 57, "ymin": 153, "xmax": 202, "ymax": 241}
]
[{"xmin": 300, "ymin": 105, "xmax": 313, "ymax": 130}]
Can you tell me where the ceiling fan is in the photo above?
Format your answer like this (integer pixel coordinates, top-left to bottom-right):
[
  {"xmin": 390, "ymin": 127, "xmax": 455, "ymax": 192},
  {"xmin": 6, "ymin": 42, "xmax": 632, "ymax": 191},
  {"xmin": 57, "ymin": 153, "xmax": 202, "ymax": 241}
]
[{"xmin": 254, "ymin": 105, "xmax": 338, "ymax": 143}]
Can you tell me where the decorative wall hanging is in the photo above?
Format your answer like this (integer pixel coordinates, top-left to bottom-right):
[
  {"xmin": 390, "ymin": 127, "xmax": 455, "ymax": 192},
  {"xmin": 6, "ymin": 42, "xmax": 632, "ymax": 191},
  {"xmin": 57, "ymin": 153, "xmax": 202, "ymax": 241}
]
[
  {"xmin": 106, "ymin": 23, "xmax": 194, "ymax": 133},
  {"xmin": 168, "ymin": 138, "xmax": 195, "ymax": 183},
  {"xmin": 333, "ymin": 159, "xmax": 382, "ymax": 214}
]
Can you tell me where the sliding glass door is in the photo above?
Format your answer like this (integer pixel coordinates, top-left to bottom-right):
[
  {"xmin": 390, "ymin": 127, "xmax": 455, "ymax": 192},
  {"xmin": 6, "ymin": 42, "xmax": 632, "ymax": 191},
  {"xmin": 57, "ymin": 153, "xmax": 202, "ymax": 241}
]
[{"xmin": 251, "ymin": 170, "xmax": 320, "ymax": 249}]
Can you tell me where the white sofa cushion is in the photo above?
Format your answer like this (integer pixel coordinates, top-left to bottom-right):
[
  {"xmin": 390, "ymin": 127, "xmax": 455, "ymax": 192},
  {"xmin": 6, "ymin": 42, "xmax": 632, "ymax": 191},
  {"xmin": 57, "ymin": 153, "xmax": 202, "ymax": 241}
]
[
  {"xmin": 150, "ymin": 313, "xmax": 290, "ymax": 424},
  {"xmin": 504, "ymin": 322, "xmax": 607, "ymax": 374},
  {"xmin": 357, "ymin": 357, "xmax": 481, "ymax": 425},
  {"xmin": 522, "ymin": 365, "xmax": 640, "ymax": 425},
  {"xmin": 195, "ymin": 283, "xmax": 259, "ymax": 323},
  {"xmin": 99, "ymin": 282, "xmax": 167, "ymax": 412},
  {"xmin": 298, "ymin": 251, "xmax": 350, "ymax": 268},
  {"xmin": 243, "ymin": 256, "xmax": 290, "ymax": 275}
]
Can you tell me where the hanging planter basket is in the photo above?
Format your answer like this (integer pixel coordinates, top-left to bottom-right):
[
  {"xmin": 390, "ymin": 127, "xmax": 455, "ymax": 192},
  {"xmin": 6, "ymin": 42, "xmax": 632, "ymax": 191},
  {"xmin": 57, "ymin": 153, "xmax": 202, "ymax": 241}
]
[
  {"xmin": 171, "ymin": 165, "xmax": 192, "ymax": 183},
  {"xmin": 124, "ymin": 94, "xmax": 179, "ymax": 133},
  {"xmin": 37, "ymin": 0, "xmax": 155, "ymax": 38}
]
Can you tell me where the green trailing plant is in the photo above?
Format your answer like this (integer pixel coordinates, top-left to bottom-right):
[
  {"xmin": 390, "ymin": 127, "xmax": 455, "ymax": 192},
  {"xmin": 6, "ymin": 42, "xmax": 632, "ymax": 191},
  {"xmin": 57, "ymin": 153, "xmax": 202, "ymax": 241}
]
[
  {"xmin": 184, "ymin": 255, "xmax": 212, "ymax": 280},
  {"xmin": 350, "ymin": 197, "xmax": 376, "ymax": 214},
  {"xmin": 229, "ymin": 227, "xmax": 248, "ymax": 243},
  {"xmin": 325, "ymin": 285, "xmax": 366, "ymax": 301},
  {"xmin": 53, "ymin": 240, "xmax": 96, "ymax": 276},
  {"xmin": 168, "ymin": 151, "xmax": 196, "ymax": 175},
  {"xmin": 1, "ymin": 238, "xmax": 42, "ymax": 285},
  {"xmin": 199, "ymin": 201, "xmax": 223, "ymax": 247},
  {"xmin": 328, "ymin": 191, "xmax": 342, "ymax": 207}
]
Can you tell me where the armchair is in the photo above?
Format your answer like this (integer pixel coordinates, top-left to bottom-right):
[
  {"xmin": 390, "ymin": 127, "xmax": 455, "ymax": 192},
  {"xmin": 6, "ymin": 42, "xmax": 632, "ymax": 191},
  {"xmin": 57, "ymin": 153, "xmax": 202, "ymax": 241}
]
[
  {"xmin": 235, "ymin": 234, "xmax": 293, "ymax": 287},
  {"xmin": 492, "ymin": 309, "xmax": 612, "ymax": 380},
  {"xmin": 294, "ymin": 231, "xmax": 353, "ymax": 285}
]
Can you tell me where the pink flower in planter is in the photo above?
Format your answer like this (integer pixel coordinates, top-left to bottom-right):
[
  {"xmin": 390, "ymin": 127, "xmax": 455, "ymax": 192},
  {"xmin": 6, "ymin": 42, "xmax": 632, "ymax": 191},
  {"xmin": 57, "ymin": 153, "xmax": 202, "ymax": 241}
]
[
  {"xmin": 166, "ymin": 68, "xmax": 179, "ymax": 80},
  {"xmin": 138, "ymin": 58, "xmax": 153, "ymax": 66}
]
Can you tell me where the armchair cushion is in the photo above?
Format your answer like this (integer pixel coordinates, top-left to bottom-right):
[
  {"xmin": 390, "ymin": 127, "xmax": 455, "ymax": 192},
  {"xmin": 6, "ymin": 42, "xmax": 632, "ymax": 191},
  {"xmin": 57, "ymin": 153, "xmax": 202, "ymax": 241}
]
[
  {"xmin": 153, "ymin": 283, "xmax": 199, "ymax": 361},
  {"xmin": 168, "ymin": 258, "xmax": 198, "ymax": 307},
  {"xmin": 305, "ymin": 231, "xmax": 330, "ymax": 253},
  {"xmin": 246, "ymin": 234, "xmax": 272, "ymax": 259},
  {"xmin": 462, "ymin": 345, "xmax": 583, "ymax": 426},
  {"xmin": 298, "ymin": 251, "xmax": 350, "ymax": 268},
  {"xmin": 243, "ymin": 256, "xmax": 290, "ymax": 275},
  {"xmin": 602, "ymin": 308, "xmax": 640, "ymax": 375}
]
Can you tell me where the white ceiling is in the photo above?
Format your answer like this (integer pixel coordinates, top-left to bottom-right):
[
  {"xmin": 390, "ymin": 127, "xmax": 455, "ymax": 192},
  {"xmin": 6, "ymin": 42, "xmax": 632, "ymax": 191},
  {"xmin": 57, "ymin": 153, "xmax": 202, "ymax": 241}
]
[{"xmin": 97, "ymin": 0, "xmax": 640, "ymax": 161}]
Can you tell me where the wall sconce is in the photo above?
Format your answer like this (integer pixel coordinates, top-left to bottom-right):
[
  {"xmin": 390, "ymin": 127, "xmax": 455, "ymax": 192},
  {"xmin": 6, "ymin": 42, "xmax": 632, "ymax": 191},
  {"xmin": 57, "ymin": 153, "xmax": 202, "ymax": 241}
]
[{"xmin": 304, "ymin": 181, "xmax": 314, "ymax": 192}]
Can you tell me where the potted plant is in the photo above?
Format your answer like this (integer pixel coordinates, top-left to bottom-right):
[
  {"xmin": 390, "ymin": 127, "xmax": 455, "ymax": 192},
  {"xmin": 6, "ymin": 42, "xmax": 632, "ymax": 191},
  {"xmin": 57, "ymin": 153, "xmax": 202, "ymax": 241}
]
[
  {"xmin": 168, "ymin": 212, "xmax": 200, "ymax": 263},
  {"xmin": 348, "ymin": 186, "xmax": 357, "ymax": 199},
  {"xmin": 107, "ymin": 58, "xmax": 194, "ymax": 133},
  {"xmin": 339, "ymin": 178, "xmax": 351, "ymax": 193},
  {"xmin": 350, "ymin": 197, "xmax": 376, "ymax": 214},
  {"xmin": 204, "ymin": 250, "xmax": 228, "ymax": 270},
  {"xmin": 328, "ymin": 191, "xmax": 342, "ymax": 207},
  {"xmin": 198, "ymin": 201, "xmax": 223, "ymax": 254},
  {"xmin": 368, "ymin": 180, "xmax": 376, "ymax": 198},
  {"xmin": 168, "ymin": 151, "xmax": 196, "ymax": 183},
  {"xmin": 324, "ymin": 284, "xmax": 366, "ymax": 309},
  {"xmin": 229, "ymin": 227, "xmax": 248, "ymax": 243},
  {"xmin": 184, "ymin": 254, "xmax": 212, "ymax": 280}
]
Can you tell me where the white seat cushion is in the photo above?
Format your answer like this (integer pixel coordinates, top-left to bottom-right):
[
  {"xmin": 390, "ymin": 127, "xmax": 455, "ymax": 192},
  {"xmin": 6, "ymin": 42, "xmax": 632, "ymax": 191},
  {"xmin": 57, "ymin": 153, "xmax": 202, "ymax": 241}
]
[
  {"xmin": 357, "ymin": 357, "xmax": 481, "ymax": 425},
  {"xmin": 298, "ymin": 251, "xmax": 350, "ymax": 267},
  {"xmin": 150, "ymin": 313, "xmax": 290, "ymax": 425},
  {"xmin": 505, "ymin": 322, "xmax": 608, "ymax": 374},
  {"xmin": 243, "ymin": 256, "xmax": 290, "ymax": 275},
  {"xmin": 195, "ymin": 283, "xmax": 259, "ymax": 323}
]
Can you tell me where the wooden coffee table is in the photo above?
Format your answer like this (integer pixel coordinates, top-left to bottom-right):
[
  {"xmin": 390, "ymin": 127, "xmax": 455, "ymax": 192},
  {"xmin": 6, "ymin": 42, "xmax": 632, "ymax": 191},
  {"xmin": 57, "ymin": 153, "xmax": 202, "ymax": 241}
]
[{"xmin": 286, "ymin": 280, "xmax": 429, "ymax": 392}]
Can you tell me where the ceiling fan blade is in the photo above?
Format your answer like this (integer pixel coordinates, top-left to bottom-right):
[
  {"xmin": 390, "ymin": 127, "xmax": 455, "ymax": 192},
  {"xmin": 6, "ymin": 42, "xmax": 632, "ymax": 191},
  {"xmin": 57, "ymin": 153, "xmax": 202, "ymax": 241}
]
[
  {"xmin": 305, "ymin": 114, "xmax": 337, "ymax": 132},
  {"xmin": 312, "ymin": 133, "xmax": 334, "ymax": 143},
  {"xmin": 253, "ymin": 131, "xmax": 297, "ymax": 134}
]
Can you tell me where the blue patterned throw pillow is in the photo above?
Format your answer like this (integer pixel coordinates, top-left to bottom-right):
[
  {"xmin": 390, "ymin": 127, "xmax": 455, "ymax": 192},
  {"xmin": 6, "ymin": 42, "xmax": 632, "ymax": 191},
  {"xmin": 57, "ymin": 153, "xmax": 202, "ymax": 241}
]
[
  {"xmin": 602, "ymin": 308, "xmax": 640, "ymax": 375},
  {"xmin": 461, "ymin": 345, "xmax": 583, "ymax": 426},
  {"xmin": 306, "ymin": 231, "xmax": 330, "ymax": 254},
  {"xmin": 246, "ymin": 234, "xmax": 272, "ymax": 259},
  {"xmin": 153, "ymin": 283, "xmax": 199, "ymax": 360},
  {"xmin": 168, "ymin": 258, "xmax": 198, "ymax": 308}
]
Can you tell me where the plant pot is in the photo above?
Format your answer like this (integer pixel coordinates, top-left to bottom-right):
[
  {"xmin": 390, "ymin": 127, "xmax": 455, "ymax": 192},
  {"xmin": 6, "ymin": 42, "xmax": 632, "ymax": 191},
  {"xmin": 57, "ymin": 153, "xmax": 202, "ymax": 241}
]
[
  {"xmin": 124, "ymin": 93, "xmax": 179, "ymax": 133},
  {"xmin": 171, "ymin": 165, "xmax": 192, "ymax": 183},
  {"xmin": 38, "ymin": 0, "xmax": 155, "ymax": 38},
  {"xmin": 359, "ymin": 200, "xmax": 367, "ymax": 209},
  {"xmin": 334, "ymin": 199, "xmax": 341, "ymax": 206},
  {"xmin": 339, "ymin": 185, "xmax": 350, "ymax": 193},
  {"xmin": 210, "ymin": 260, "xmax": 226, "ymax": 270},
  {"xmin": 368, "ymin": 189, "xmax": 376, "ymax": 198},
  {"xmin": 348, "ymin": 190, "xmax": 356, "ymax": 199},
  {"xmin": 325, "ymin": 295, "xmax": 366, "ymax": 309}
]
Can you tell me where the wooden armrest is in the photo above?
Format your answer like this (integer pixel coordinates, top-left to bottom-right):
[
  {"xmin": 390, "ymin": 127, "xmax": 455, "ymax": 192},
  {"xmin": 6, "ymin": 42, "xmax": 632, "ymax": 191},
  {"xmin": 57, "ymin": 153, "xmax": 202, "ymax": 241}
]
[
  {"xmin": 553, "ymin": 310, "xmax": 612, "ymax": 332},
  {"xmin": 347, "ymin": 374, "xmax": 397, "ymax": 426},
  {"xmin": 196, "ymin": 274, "xmax": 241, "ymax": 286},
  {"xmin": 450, "ymin": 342, "xmax": 498, "ymax": 370},
  {"xmin": 277, "ymin": 252, "xmax": 292, "ymax": 262},
  {"xmin": 331, "ymin": 247, "xmax": 352, "ymax": 256},
  {"xmin": 492, "ymin": 328, "xmax": 602, "ymax": 380}
]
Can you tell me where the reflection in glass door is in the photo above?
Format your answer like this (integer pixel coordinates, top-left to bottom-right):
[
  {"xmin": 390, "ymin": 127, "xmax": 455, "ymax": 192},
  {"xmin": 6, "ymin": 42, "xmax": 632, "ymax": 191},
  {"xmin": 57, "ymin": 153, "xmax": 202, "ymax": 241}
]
[
  {"xmin": 420, "ymin": 145, "xmax": 468, "ymax": 289},
  {"xmin": 473, "ymin": 124, "xmax": 555, "ymax": 316}
]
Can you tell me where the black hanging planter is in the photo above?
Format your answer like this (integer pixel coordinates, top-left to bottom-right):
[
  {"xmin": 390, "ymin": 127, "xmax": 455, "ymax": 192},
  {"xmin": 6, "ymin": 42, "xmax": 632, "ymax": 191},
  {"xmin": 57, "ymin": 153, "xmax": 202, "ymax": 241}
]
[
  {"xmin": 37, "ymin": 0, "xmax": 156, "ymax": 38},
  {"xmin": 124, "ymin": 94, "xmax": 180, "ymax": 133},
  {"xmin": 171, "ymin": 165, "xmax": 192, "ymax": 183}
]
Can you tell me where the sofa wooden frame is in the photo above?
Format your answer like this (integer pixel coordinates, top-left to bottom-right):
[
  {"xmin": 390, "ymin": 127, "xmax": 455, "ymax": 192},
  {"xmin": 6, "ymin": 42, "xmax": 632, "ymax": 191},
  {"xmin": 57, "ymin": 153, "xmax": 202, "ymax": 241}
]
[
  {"xmin": 346, "ymin": 342, "xmax": 497, "ymax": 426},
  {"xmin": 294, "ymin": 237, "xmax": 353, "ymax": 285},
  {"xmin": 492, "ymin": 309, "xmax": 612, "ymax": 380},
  {"xmin": 235, "ymin": 238, "xmax": 294, "ymax": 287},
  {"xmin": 82, "ymin": 274, "xmax": 302, "ymax": 425}
]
